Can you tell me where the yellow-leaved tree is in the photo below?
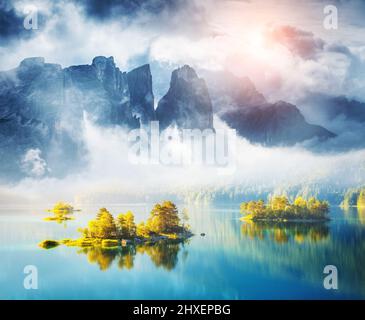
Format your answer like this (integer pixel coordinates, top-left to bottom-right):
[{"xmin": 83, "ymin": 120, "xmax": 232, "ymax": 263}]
[
  {"xmin": 294, "ymin": 196, "xmax": 307, "ymax": 208},
  {"xmin": 146, "ymin": 201, "xmax": 180, "ymax": 234},
  {"xmin": 136, "ymin": 222, "xmax": 150, "ymax": 238},
  {"xmin": 270, "ymin": 196, "xmax": 290, "ymax": 211},
  {"xmin": 357, "ymin": 189, "xmax": 365, "ymax": 208},
  {"xmin": 117, "ymin": 211, "xmax": 137, "ymax": 238},
  {"xmin": 240, "ymin": 200, "xmax": 266, "ymax": 217},
  {"xmin": 85, "ymin": 208, "xmax": 118, "ymax": 239}
]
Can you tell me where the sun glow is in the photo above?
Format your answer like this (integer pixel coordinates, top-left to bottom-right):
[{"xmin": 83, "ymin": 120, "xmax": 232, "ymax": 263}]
[
  {"xmin": 247, "ymin": 31, "xmax": 268, "ymax": 58},
  {"xmin": 244, "ymin": 29, "xmax": 288, "ymax": 66}
]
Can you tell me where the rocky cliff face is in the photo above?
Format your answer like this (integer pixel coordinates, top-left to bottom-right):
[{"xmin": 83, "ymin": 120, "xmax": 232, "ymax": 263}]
[
  {"xmin": 0, "ymin": 57, "xmax": 338, "ymax": 181},
  {"xmin": 0, "ymin": 57, "xmax": 77, "ymax": 180},
  {"xmin": 0, "ymin": 56, "xmax": 155, "ymax": 181},
  {"xmin": 63, "ymin": 56, "xmax": 138, "ymax": 128},
  {"xmin": 127, "ymin": 64, "xmax": 155, "ymax": 125},
  {"xmin": 156, "ymin": 65, "xmax": 213, "ymax": 130}
]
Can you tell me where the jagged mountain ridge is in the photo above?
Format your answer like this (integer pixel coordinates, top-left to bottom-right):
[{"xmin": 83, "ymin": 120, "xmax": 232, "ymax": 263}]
[
  {"xmin": 0, "ymin": 56, "xmax": 155, "ymax": 180},
  {"xmin": 203, "ymin": 70, "xmax": 336, "ymax": 146},
  {"xmin": 220, "ymin": 100, "xmax": 335, "ymax": 146},
  {"xmin": 0, "ymin": 56, "xmax": 335, "ymax": 180}
]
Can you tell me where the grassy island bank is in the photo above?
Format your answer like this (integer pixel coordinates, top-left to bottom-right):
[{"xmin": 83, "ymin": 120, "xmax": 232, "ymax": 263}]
[
  {"xmin": 39, "ymin": 201, "xmax": 192, "ymax": 249},
  {"xmin": 240, "ymin": 196, "xmax": 330, "ymax": 222}
]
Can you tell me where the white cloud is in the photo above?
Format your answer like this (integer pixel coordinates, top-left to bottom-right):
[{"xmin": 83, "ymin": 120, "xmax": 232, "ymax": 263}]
[
  {"xmin": 3, "ymin": 117, "xmax": 364, "ymax": 203},
  {"xmin": 0, "ymin": 1, "xmax": 154, "ymax": 70},
  {"xmin": 21, "ymin": 148, "xmax": 48, "ymax": 177},
  {"xmin": 1, "ymin": 0, "xmax": 364, "ymax": 104}
]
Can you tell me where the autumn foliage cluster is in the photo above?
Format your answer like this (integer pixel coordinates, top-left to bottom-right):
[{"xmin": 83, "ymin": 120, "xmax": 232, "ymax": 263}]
[
  {"xmin": 240, "ymin": 196, "xmax": 329, "ymax": 221},
  {"xmin": 79, "ymin": 201, "xmax": 189, "ymax": 240}
]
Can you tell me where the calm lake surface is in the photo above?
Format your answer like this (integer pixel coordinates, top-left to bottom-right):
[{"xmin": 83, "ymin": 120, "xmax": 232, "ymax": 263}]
[{"xmin": 0, "ymin": 203, "xmax": 364, "ymax": 300}]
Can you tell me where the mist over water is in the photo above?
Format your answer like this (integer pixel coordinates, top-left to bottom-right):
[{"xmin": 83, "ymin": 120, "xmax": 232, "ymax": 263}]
[{"xmin": 1, "ymin": 115, "xmax": 364, "ymax": 205}]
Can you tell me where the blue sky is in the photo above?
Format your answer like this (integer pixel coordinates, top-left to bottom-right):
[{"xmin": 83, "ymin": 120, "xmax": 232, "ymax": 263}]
[{"xmin": 1, "ymin": 0, "xmax": 365, "ymax": 102}]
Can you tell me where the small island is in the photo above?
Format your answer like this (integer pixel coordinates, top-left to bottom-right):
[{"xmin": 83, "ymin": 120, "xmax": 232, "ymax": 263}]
[
  {"xmin": 44, "ymin": 202, "xmax": 80, "ymax": 223},
  {"xmin": 47, "ymin": 202, "xmax": 79, "ymax": 214},
  {"xmin": 39, "ymin": 201, "xmax": 192, "ymax": 249},
  {"xmin": 240, "ymin": 196, "xmax": 330, "ymax": 222}
]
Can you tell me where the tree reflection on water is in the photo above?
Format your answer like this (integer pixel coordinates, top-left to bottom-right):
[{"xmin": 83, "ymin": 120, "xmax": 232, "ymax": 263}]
[
  {"xmin": 241, "ymin": 221, "xmax": 330, "ymax": 244},
  {"xmin": 77, "ymin": 240, "xmax": 188, "ymax": 271}
]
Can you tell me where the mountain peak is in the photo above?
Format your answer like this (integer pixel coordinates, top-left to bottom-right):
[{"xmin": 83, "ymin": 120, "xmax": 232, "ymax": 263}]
[
  {"xmin": 90, "ymin": 56, "xmax": 121, "ymax": 88},
  {"xmin": 156, "ymin": 65, "xmax": 213, "ymax": 130},
  {"xmin": 19, "ymin": 57, "xmax": 45, "ymax": 68},
  {"xmin": 202, "ymin": 69, "xmax": 267, "ymax": 113},
  {"xmin": 130, "ymin": 64, "xmax": 151, "ymax": 73},
  {"xmin": 172, "ymin": 65, "xmax": 198, "ymax": 83},
  {"xmin": 17, "ymin": 57, "xmax": 62, "ymax": 80},
  {"xmin": 92, "ymin": 56, "xmax": 115, "ymax": 67},
  {"xmin": 91, "ymin": 56, "xmax": 116, "ymax": 76}
]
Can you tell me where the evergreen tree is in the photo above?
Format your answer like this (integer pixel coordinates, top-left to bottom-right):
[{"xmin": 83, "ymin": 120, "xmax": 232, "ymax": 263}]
[
  {"xmin": 117, "ymin": 211, "xmax": 137, "ymax": 238},
  {"xmin": 136, "ymin": 222, "xmax": 150, "ymax": 238},
  {"xmin": 147, "ymin": 201, "xmax": 180, "ymax": 234},
  {"xmin": 85, "ymin": 208, "xmax": 118, "ymax": 239}
]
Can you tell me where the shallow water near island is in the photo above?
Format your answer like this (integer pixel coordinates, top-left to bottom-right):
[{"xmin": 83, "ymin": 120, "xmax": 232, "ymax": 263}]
[{"xmin": 0, "ymin": 202, "xmax": 364, "ymax": 300}]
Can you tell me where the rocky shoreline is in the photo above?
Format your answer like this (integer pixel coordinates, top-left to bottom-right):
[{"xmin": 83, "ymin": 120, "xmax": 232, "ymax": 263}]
[{"xmin": 39, "ymin": 231, "xmax": 194, "ymax": 250}]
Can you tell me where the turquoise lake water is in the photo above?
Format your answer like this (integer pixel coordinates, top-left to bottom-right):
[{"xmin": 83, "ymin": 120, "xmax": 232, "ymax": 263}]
[{"xmin": 0, "ymin": 203, "xmax": 364, "ymax": 300}]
